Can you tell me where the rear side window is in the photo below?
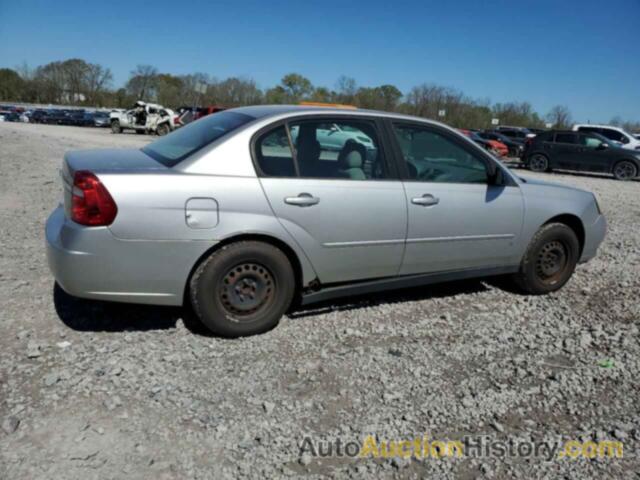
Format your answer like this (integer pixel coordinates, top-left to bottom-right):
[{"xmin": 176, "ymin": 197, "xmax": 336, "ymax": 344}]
[
  {"xmin": 142, "ymin": 111, "xmax": 254, "ymax": 167},
  {"xmin": 255, "ymin": 126, "xmax": 296, "ymax": 177},
  {"xmin": 555, "ymin": 133, "xmax": 577, "ymax": 144},
  {"xmin": 254, "ymin": 118, "xmax": 389, "ymax": 180}
]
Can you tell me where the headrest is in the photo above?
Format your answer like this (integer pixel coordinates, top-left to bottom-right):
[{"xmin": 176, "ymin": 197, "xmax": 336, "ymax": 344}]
[{"xmin": 338, "ymin": 141, "xmax": 365, "ymax": 169}]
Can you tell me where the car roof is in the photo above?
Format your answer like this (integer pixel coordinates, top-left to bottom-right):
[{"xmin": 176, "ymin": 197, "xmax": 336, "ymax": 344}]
[
  {"xmin": 229, "ymin": 104, "xmax": 451, "ymax": 127},
  {"xmin": 573, "ymin": 124, "xmax": 624, "ymax": 130}
]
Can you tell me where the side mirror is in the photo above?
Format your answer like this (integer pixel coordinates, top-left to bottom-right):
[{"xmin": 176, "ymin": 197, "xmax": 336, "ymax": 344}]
[{"xmin": 597, "ymin": 142, "xmax": 609, "ymax": 150}]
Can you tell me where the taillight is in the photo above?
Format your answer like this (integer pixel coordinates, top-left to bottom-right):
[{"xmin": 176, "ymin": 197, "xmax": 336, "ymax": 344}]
[{"xmin": 71, "ymin": 171, "xmax": 118, "ymax": 226}]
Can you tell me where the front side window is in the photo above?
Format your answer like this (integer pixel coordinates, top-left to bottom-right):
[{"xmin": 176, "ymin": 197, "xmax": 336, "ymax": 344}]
[
  {"xmin": 393, "ymin": 125, "xmax": 488, "ymax": 184},
  {"xmin": 143, "ymin": 111, "xmax": 255, "ymax": 167},
  {"xmin": 580, "ymin": 134, "xmax": 605, "ymax": 148},
  {"xmin": 288, "ymin": 119, "xmax": 386, "ymax": 180}
]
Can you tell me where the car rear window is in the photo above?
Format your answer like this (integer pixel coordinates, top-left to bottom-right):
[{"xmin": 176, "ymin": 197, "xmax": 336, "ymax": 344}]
[{"xmin": 142, "ymin": 111, "xmax": 255, "ymax": 167}]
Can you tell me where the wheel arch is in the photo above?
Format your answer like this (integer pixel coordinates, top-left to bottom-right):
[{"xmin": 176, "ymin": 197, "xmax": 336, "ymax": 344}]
[
  {"xmin": 611, "ymin": 158, "xmax": 640, "ymax": 174},
  {"xmin": 182, "ymin": 233, "xmax": 308, "ymax": 306},
  {"xmin": 543, "ymin": 214, "xmax": 585, "ymax": 256}
]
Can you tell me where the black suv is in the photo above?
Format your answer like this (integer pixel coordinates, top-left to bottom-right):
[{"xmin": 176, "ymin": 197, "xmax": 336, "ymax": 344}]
[{"xmin": 523, "ymin": 130, "xmax": 640, "ymax": 180}]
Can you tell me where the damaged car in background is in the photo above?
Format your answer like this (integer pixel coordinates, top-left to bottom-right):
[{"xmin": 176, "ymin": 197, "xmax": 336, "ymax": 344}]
[{"xmin": 110, "ymin": 101, "xmax": 178, "ymax": 136}]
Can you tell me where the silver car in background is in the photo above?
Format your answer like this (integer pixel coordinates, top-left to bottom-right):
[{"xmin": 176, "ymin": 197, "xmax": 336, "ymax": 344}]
[{"xmin": 46, "ymin": 105, "xmax": 607, "ymax": 337}]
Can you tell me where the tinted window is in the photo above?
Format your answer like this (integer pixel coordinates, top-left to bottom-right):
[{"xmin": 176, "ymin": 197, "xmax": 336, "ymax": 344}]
[
  {"xmin": 598, "ymin": 128, "xmax": 627, "ymax": 144},
  {"xmin": 288, "ymin": 119, "xmax": 387, "ymax": 180},
  {"xmin": 536, "ymin": 132, "xmax": 554, "ymax": 142},
  {"xmin": 255, "ymin": 126, "xmax": 296, "ymax": 177},
  {"xmin": 555, "ymin": 133, "xmax": 577, "ymax": 144},
  {"xmin": 393, "ymin": 125, "xmax": 488, "ymax": 184},
  {"xmin": 142, "ymin": 111, "xmax": 254, "ymax": 167}
]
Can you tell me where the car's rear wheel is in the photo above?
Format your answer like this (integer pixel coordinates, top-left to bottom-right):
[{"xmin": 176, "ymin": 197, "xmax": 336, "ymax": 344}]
[
  {"xmin": 156, "ymin": 123, "xmax": 170, "ymax": 136},
  {"xmin": 512, "ymin": 222, "xmax": 580, "ymax": 294},
  {"xmin": 190, "ymin": 241, "xmax": 295, "ymax": 337},
  {"xmin": 612, "ymin": 160, "xmax": 637, "ymax": 181},
  {"xmin": 110, "ymin": 120, "xmax": 121, "ymax": 134},
  {"xmin": 528, "ymin": 153, "xmax": 549, "ymax": 172}
]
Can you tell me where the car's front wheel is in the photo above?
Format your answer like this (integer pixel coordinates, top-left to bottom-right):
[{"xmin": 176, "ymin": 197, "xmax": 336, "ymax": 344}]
[
  {"xmin": 512, "ymin": 222, "xmax": 580, "ymax": 294},
  {"xmin": 156, "ymin": 123, "xmax": 170, "ymax": 136},
  {"xmin": 612, "ymin": 160, "xmax": 637, "ymax": 181},
  {"xmin": 190, "ymin": 241, "xmax": 295, "ymax": 337},
  {"xmin": 110, "ymin": 120, "xmax": 121, "ymax": 134}
]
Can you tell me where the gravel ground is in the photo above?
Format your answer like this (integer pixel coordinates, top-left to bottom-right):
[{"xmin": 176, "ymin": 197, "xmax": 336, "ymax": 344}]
[{"xmin": 0, "ymin": 122, "xmax": 638, "ymax": 479}]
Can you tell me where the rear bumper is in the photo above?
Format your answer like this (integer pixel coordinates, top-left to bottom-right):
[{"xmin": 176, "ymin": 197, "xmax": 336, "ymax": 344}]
[
  {"xmin": 46, "ymin": 206, "xmax": 215, "ymax": 306},
  {"xmin": 579, "ymin": 214, "xmax": 607, "ymax": 263}
]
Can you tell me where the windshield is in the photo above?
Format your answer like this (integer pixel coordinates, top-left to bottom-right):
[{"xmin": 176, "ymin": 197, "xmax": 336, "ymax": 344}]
[{"xmin": 142, "ymin": 111, "xmax": 255, "ymax": 167}]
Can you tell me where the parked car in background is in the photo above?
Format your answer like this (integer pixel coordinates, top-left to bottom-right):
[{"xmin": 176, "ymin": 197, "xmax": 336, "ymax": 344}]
[
  {"xmin": 496, "ymin": 126, "xmax": 536, "ymax": 140},
  {"xmin": 92, "ymin": 111, "xmax": 110, "ymax": 127},
  {"xmin": 46, "ymin": 105, "xmax": 606, "ymax": 337},
  {"xmin": 66, "ymin": 110, "xmax": 94, "ymax": 127},
  {"xmin": 479, "ymin": 131, "xmax": 524, "ymax": 157},
  {"xmin": 0, "ymin": 110, "xmax": 20, "ymax": 122},
  {"xmin": 110, "ymin": 101, "xmax": 177, "ymax": 135},
  {"xmin": 30, "ymin": 110, "xmax": 50, "ymax": 124},
  {"xmin": 44, "ymin": 110, "xmax": 71, "ymax": 125},
  {"xmin": 572, "ymin": 124, "xmax": 640, "ymax": 150},
  {"xmin": 524, "ymin": 130, "xmax": 640, "ymax": 180},
  {"xmin": 459, "ymin": 129, "xmax": 508, "ymax": 157},
  {"xmin": 176, "ymin": 105, "xmax": 227, "ymax": 127}
]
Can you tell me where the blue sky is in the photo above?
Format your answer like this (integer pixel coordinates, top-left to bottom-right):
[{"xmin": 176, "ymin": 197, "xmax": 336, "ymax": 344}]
[{"xmin": 1, "ymin": 0, "xmax": 638, "ymax": 122}]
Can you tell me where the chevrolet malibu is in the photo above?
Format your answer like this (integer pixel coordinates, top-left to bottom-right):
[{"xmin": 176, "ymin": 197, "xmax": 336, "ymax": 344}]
[{"xmin": 46, "ymin": 105, "xmax": 607, "ymax": 337}]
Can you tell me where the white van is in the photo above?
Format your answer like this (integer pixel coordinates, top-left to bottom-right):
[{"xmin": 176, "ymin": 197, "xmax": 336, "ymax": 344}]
[{"xmin": 572, "ymin": 124, "xmax": 640, "ymax": 150}]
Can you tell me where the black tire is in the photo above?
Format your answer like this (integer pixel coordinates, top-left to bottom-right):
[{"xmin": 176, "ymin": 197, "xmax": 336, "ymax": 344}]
[
  {"xmin": 528, "ymin": 153, "xmax": 549, "ymax": 172},
  {"xmin": 189, "ymin": 241, "xmax": 295, "ymax": 337},
  {"xmin": 156, "ymin": 123, "xmax": 170, "ymax": 136},
  {"xmin": 110, "ymin": 120, "xmax": 121, "ymax": 134},
  {"xmin": 612, "ymin": 160, "xmax": 637, "ymax": 181},
  {"xmin": 512, "ymin": 222, "xmax": 580, "ymax": 294}
]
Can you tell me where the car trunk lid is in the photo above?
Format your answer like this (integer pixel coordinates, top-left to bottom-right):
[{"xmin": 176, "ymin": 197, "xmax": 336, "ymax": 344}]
[{"xmin": 61, "ymin": 148, "xmax": 168, "ymax": 219}]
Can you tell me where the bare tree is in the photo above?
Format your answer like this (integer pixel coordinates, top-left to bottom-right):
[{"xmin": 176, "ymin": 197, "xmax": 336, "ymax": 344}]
[
  {"xmin": 84, "ymin": 64, "xmax": 113, "ymax": 105},
  {"xmin": 546, "ymin": 105, "xmax": 572, "ymax": 129},
  {"xmin": 126, "ymin": 65, "xmax": 159, "ymax": 101}
]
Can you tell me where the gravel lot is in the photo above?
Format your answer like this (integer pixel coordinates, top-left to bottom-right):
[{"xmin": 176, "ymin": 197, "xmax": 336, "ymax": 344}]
[{"xmin": 0, "ymin": 122, "xmax": 638, "ymax": 479}]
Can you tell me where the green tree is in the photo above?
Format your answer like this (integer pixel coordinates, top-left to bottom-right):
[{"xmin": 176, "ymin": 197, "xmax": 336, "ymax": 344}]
[
  {"xmin": 280, "ymin": 73, "xmax": 313, "ymax": 102},
  {"xmin": 0, "ymin": 68, "xmax": 25, "ymax": 101}
]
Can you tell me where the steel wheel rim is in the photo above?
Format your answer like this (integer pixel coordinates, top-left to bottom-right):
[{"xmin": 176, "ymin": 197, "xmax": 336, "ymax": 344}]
[
  {"xmin": 615, "ymin": 162, "xmax": 635, "ymax": 179},
  {"xmin": 530, "ymin": 155, "xmax": 547, "ymax": 171},
  {"xmin": 219, "ymin": 263, "xmax": 275, "ymax": 320},
  {"xmin": 535, "ymin": 240, "xmax": 568, "ymax": 285}
]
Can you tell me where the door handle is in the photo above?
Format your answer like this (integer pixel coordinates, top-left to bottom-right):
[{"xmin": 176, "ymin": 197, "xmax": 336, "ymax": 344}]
[
  {"xmin": 411, "ymin": 194, "xmax": 440, "ymax": 206},
  {"xmin": 284, "ymin": 193, "xmax": 320, "ymax": 207}
]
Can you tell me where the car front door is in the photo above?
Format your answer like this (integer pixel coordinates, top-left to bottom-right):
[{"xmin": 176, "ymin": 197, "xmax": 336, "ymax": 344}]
[
  {"xmin": 255, "ymin": 117, "xmax": 407, "ymax": 284},
  {"xmin": 388, "ymin": 122, "xmax": 524, "ymax": 275},
  {"xmin": 578, "ymin": 134, "xmax": 614, "ymax": 173}
]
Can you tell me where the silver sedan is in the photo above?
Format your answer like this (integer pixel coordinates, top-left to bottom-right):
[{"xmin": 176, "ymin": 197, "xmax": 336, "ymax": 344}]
[{"xmin": 46, "ymin": 106, "xmax": 607, "ymax": 336}]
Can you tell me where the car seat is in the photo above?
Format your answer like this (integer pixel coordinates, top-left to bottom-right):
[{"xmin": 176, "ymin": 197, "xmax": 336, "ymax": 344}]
[{"xmin": 338, "ymin": 140, "xmax": 367, "ymax": 180}]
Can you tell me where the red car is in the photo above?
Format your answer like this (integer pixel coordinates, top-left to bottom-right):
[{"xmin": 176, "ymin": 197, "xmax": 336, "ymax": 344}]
[{"xmin": 458, "ymin": 129, "xmax": 509, "ymax": 157}]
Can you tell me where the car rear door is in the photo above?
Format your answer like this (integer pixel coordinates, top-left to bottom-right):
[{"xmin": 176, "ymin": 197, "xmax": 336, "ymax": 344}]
[
  {"xmin": 552, "ymin": 132, "xmax": 580, "ymax": 169},
  {"xmin": 387, "ymin": 121, "xmax": 524, "ymax": 275},
  {"xmin": 255, "ymin": 116, "xmax": 407, "ymax": 284}
]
